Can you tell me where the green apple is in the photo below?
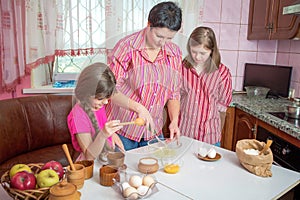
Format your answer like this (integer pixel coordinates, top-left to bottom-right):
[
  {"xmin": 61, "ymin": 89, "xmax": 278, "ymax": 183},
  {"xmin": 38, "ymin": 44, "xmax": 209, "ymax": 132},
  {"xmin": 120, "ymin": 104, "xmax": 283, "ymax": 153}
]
[
  {"xmin": 9, "ymin": 164, "xmax": 32, "ymax": 179},
  {"xmin": 36, "ymin": 169, "xmax": 59, "ymax": 188}
]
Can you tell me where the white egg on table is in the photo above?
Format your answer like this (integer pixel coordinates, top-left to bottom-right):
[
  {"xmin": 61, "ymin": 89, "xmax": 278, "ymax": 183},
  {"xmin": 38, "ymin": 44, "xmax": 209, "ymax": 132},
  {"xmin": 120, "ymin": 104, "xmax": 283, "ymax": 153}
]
[
  {"xmin": 121, "ymin": 181, "xmax": 131, "ymax": 190},
  {"xmin": 198, "ymin": 147, "xmax": 208, "ymax": 157},
  {"xmin": 208, "ymin": 148, "xmax": 217, "ymax": 158},
  {"xmin": 137, "ymin": 185, "xmax": 151, "ymax": 196},
  {"xmin": 142, "ymin": 175, "xmax": 155, "ymax": 187},
  {"xmin": 129, "ymin": 175, "xmax": 142, "ymax": 188},
  {"xmin": 123, "ymin": 186, "xmax": 138, "ymax": 199}
]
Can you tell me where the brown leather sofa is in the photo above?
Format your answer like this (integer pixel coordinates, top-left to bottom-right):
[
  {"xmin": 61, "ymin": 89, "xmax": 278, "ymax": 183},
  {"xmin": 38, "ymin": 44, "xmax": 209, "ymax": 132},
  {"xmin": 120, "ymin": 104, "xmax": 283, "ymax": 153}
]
[{"xmin": 0, "ymin": 94, "xmax": 79, "ymax": 176}]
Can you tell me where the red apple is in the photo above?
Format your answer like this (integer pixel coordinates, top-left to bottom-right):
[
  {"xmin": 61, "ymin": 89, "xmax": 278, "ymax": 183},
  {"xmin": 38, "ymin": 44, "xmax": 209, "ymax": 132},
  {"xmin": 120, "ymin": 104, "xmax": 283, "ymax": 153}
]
[
  {"xmin": 10, "ymin": 171, "xmax": 36, "ymax": 190},
  {"xmin": 41, "ymin": 160, "xmax": 64, "ymax": 180}
]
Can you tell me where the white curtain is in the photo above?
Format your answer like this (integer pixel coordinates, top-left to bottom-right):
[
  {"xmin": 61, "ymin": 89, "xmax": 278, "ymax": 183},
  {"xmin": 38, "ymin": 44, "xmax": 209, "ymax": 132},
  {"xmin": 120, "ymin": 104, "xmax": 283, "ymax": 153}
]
[
  {"xmin": 0, "ymin": 0, "xmax": 25, "ymax": 93},
  {"xmin": 20, "ymin": 0, "xmax": 204, "ymax": 88}
]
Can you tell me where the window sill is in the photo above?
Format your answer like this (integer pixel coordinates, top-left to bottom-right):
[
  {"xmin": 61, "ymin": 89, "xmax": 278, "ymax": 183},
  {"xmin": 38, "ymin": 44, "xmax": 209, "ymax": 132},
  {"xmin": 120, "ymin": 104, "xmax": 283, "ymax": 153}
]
[{"xmin": 22, "ymin": 85, "xmax": 74, "ymax": 94}]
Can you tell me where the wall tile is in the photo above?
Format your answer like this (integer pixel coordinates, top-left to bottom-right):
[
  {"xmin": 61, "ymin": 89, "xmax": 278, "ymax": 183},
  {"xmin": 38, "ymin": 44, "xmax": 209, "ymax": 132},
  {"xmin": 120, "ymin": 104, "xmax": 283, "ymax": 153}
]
[
  {"xmin": 290, "ymin": 40, "xmax": 300, "ymax": 53},
  {"xmin": 241, "ymin": 0, "xmax": 250, "ymax": 24},
  {"xmin": 239, "ymin": 25, "xmax": 258, "ymax": 51},
  {"xmin": 219, "ymin": 24, "xmax": 240, "ymax": 50},
  {"xmin": 257, "ymin": 52, "xmax": 276, "ymax": 64},
  {"xmin": 220, "ymin": 50, "xmax": 238, "ymax": 76},
  {"xmin": 221, "ymin": 0, "xmax": 242, "ymax": 24},
  {"xmin": 258, "ymin": 40, "xmax": 277, "ymax": 53},
  {"xmin": 235, "ymin": 76, "xmax": 244, "ymax": 91},
  {"xmin": 203, "ymin": 0, "xmax": 221, "ymax": 23},
  {"xmin": 237, "ymin": 51, "xmax": 257, "ymax": 76},
  {"xmin": 277, "ymin": 40, "xmax": 291, "ymax": 53},
  {"xmin": 276, "ymin": 53, "xmax": 290, "ymax": 66},
  {"xmin": 289, "ymin": 53, "xmax": 300, "ymax": 82}
]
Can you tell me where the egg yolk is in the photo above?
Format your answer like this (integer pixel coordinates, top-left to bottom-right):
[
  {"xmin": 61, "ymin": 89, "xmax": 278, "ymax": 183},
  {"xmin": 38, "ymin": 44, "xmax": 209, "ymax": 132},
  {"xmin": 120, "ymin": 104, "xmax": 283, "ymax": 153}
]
[{"xmin": 164, "ymin": 164, "xmax": 180, "ymax": 174}]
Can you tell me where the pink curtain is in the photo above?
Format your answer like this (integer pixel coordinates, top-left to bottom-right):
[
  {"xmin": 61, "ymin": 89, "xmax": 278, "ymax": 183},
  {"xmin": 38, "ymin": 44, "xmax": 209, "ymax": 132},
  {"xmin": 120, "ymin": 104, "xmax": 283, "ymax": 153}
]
[{"xmin": 0, "ymin": 0, "xmax": 26, "ymax": 93}]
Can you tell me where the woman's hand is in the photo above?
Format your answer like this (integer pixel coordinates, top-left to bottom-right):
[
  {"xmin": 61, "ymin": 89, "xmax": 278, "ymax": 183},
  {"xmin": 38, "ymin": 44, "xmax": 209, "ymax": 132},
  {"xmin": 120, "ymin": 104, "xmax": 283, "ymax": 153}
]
[
  {"xmin": 169, "ymin": 120, "xmax": 180, "ymax": 140},
  {"xmin": 102, "ymin": 120, "xmax": 123, "ymax": 138},
  {"xmin": 136, "ymin": 105, "xmax": 155, "ymax": 133}
]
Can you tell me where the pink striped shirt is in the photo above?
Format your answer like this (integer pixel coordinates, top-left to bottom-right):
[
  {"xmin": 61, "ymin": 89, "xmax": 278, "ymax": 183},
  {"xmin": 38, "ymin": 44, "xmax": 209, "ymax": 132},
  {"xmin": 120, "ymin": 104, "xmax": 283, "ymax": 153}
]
[
  {"xmin": 179, "ymin": 63, "xmax": 232, "ymax": 144},
  {"xmin": 107, "ymin": 28, "xmax": 182, "ymax": 142}
]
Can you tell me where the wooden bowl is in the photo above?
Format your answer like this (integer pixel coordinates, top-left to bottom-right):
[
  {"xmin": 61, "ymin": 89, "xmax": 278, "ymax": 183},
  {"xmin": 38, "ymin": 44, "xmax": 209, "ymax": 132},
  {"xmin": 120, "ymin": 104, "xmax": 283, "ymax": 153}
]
[
  {"xmin": 138, "ymin": 157, "xmax": 159, "ymax": 174},
  {"xmin": 75, "ymin": 160, "xmax": 94, "ymax": 179}
]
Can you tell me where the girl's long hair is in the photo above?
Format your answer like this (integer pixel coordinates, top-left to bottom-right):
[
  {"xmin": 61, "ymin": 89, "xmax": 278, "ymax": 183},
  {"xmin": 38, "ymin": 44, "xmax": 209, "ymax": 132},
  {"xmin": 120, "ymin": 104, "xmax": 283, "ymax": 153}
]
[
  {"xmin": 74, "ymin": 62, "xmax": 116, "ymax": 133},
  {"xmin": 183, "ymin": 26, "xmax": 221, "ymax": 73}
]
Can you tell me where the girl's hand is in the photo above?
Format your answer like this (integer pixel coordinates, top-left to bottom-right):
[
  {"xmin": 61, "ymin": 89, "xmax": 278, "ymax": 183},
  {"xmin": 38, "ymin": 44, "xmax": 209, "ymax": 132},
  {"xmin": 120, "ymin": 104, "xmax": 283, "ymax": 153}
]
[
  {"xmin": 110, "ymin": 133, "xmax": 125, "ymax": 152},
  {"xmin": 103, "ymin": 120, "xmax": 123, "ymax": 138}
]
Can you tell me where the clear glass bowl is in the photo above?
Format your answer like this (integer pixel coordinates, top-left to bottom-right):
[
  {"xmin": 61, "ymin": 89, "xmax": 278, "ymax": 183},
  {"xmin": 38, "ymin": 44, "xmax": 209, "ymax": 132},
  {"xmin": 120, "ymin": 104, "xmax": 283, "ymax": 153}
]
[{"xmin": 245, "ymin": 86, "xmax": 270, "ymax": 99}]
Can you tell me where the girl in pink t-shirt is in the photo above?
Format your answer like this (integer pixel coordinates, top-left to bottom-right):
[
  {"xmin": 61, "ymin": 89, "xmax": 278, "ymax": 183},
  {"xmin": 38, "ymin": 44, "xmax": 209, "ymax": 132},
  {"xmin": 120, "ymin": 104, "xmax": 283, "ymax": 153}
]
[{"xmin": 67, "ymin": 63, "xmax": 124, "ymax": 161}]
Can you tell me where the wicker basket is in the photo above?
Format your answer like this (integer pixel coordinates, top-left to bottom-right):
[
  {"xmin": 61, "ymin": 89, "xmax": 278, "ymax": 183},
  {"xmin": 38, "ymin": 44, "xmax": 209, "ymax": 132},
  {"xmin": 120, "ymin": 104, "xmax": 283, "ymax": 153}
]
[{"xmin": 0, "ymin": 163, "xmax": 51, "ymax": 200}]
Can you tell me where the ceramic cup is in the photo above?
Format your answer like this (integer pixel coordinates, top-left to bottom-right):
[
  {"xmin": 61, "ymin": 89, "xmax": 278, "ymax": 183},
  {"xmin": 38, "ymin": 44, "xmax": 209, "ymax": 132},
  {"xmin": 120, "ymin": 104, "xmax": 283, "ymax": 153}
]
[
  {"xmin": 66, "ymin": 163, "xmax": 85, "ymax": 189},
  {"xmin": 107, "ymin": 152, "xmax": 125, "ymax": 168},
  {"xmin": 75, "ymin": 160, "xmax": 94, "ymax": 179},
  {"xmin": 99, "ymin": 165, "xmax": 120, "ymax": 186}
]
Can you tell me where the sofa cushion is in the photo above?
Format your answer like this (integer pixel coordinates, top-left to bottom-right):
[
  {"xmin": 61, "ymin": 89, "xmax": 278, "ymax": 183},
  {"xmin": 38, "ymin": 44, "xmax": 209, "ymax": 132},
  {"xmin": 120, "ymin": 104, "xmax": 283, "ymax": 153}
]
[{"xmin": 0, "ymin": 144, "xmax": 79, "ymax": 177}]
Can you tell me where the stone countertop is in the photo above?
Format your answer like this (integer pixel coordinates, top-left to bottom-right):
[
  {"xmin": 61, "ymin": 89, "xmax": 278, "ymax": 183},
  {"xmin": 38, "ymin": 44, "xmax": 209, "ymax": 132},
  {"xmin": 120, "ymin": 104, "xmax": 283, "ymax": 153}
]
[{"xmin": 231, "ymin": 94, "xmax": 300, "ymax": 140}]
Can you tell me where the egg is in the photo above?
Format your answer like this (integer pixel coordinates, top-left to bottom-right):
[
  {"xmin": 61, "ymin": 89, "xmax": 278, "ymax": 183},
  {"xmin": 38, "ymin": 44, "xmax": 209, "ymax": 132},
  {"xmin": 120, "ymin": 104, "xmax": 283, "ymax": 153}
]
[
  {"xmin": 198, "ymin": 147, "xmax": 208, "ymax": 157},
  {"xmin": 207, "ymin": 148, "xmax": 217, "ymax": 158},
  {"xmin": 123, "ymin": 186, "xmax": 138, "ymax": 199},
  {"xmin": 121, "ymin": 181, "xmax": 130, "ymax": 190},
  {"xmin": 142, "ymin": 175, "xmax": 155, "ymax": 187},
  {"xmin": 137, "ymin": 185, "xmax": 151, "ymax": 196},
  {"xmin": 129, "ymin": 175, "xmax": 142, "ymax": 188}
]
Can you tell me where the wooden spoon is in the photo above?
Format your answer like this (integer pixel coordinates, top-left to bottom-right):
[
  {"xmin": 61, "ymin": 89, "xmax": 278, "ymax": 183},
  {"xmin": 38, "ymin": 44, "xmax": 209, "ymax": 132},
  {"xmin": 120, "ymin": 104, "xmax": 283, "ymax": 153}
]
[
  {"xmin": 119, "ymin": 118, "xmax": 145, "ymax": 126},
  {"xmin": 259, "ymin": 139, "xmax": 273, "ymax": 155},
  {"xmin": 62, "ymin": 144, "xmax": 76, "ymax": 171}
]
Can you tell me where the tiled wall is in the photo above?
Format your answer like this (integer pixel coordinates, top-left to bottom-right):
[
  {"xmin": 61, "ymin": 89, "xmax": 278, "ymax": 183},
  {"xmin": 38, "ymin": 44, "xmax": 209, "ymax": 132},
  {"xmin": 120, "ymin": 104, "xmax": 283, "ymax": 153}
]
[{"xmin": 202, "ymin": 0, "xmax": 300, "ymax": 97}]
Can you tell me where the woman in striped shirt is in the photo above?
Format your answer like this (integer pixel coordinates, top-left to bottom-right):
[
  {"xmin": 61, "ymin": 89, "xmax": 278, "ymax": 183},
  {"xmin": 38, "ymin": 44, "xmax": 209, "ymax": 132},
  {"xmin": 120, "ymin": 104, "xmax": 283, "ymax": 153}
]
[
  {"xmin": 107, "ymin": 2, "xmax": 182, "ymax": 150},
  {"xmin": 180, "ymin": 26, "xmax": 232, "ymax": 146}
]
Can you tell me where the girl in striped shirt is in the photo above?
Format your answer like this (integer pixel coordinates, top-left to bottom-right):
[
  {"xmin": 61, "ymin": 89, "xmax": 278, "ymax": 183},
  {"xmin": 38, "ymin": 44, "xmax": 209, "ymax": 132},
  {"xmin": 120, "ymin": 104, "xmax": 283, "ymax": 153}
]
[{"xmin": 179, "ymin": 27, "xmax": 232, "ymax": 146}]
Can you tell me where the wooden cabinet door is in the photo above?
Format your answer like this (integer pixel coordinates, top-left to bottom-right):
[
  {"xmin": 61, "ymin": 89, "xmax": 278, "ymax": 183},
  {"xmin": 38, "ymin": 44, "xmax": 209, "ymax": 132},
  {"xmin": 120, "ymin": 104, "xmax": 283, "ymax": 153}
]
[
  {"xmin": 271, "ymin": 0, "xmax": 300, "ymax": 39},
  {"xmin": 248, "ymin": 0, "xmax": 272, "ymax": 40},
  {"xmin": 232, "ymin": 108, "xmax": 257, "ymax": 150},
  {"xmin": 248, "ymin": 0, "xmax": 300, "ymax": 40},
  {"xmin": 221, "ymin": 107, "xmax": 235, "ymax": 151}
]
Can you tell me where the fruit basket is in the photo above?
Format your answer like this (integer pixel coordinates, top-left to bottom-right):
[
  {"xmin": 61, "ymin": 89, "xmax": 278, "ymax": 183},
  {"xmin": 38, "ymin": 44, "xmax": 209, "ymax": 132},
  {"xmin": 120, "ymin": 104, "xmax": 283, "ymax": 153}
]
[{"xmin": 1, "ymin": 163, "xmax": 51, "ymax": 200}]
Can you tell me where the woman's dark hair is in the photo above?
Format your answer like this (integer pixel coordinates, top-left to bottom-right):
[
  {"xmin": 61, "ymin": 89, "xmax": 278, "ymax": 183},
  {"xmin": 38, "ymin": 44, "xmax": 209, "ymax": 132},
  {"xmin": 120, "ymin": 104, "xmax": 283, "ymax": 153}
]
[
  {"xmin": 183, "ymin": 26, "xmax": 221, "ymax": 73},
  {"xmin": 148, "ymin": 1, "xmax": 182, "ymax": 31},
  {"xmin": 75, "ymin": 62, "xmax": 116, "ymax": 133}
]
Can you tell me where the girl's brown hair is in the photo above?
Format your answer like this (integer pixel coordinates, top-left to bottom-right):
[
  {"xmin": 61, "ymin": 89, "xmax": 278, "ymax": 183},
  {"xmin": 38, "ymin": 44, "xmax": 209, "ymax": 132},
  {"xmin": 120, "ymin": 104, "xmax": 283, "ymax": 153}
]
[
  {"xmin": 183, "ymin": 26, "xmax": 221, "ymax": 73},
  {"xmin": 74, "ymin": 62, "xmax": 116, "ymax": 134}
]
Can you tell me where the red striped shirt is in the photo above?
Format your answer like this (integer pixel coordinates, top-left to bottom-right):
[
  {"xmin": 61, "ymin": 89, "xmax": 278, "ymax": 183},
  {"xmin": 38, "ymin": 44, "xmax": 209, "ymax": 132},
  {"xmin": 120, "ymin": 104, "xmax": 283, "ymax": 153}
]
[
  {"xmin": 179, "ymin": 63, "xmax": 232, "ymax": 144},
  {"xmin": 107, "ymin": 28, "xmax": 182, "ymax": 142}
]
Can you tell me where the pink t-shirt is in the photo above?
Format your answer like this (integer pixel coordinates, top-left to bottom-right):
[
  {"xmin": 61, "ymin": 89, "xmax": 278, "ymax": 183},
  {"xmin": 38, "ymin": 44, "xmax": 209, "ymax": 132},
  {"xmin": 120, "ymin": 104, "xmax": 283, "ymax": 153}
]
[{"xmin": 67, "ymin": 103, "xmax": 110, "ymax": 152}]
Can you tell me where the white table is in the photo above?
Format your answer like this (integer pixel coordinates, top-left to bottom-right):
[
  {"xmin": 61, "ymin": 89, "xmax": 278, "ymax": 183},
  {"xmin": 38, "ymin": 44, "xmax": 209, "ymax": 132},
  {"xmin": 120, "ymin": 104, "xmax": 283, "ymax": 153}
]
[
  {"xmin": 1, "ymin": 136, "xmax": 299, "ymax": 200},
  {"xmin": 79, "ymin": 136, "xmax": 300, "ymax": 200}
]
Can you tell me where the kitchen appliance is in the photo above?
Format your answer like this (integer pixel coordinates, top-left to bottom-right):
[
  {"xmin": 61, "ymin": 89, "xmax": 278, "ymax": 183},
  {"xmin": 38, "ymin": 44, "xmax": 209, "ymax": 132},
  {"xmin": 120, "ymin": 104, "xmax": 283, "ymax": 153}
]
[
  {"xmin": 243, "ymin": 63, "xmax": 292, "ymax": 98},
  {"xmin": 256, "ymin": 113, "xmax": 300, "ymax": 199}
]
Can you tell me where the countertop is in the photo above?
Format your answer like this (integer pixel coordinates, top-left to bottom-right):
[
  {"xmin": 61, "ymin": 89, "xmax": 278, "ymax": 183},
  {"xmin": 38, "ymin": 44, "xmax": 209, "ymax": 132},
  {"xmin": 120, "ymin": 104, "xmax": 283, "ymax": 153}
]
[{"xmin": 231, "ymin": 94, "xmax": 300, "ymax": 140}]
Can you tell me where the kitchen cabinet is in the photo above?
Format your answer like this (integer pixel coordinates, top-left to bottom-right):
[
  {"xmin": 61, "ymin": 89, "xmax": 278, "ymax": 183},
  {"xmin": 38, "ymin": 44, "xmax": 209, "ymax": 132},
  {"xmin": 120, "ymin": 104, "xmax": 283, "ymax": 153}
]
[
  {"xmin": 232, "ymin": 108, "xmax": 257, "ymax": 151},
  {"xmin": 248, "ymin": 0, "xmax": 300, "ymax": 40},
  {"xmin": 221, "ymin": 107, "xmax": 235, "ymax": 150}
]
